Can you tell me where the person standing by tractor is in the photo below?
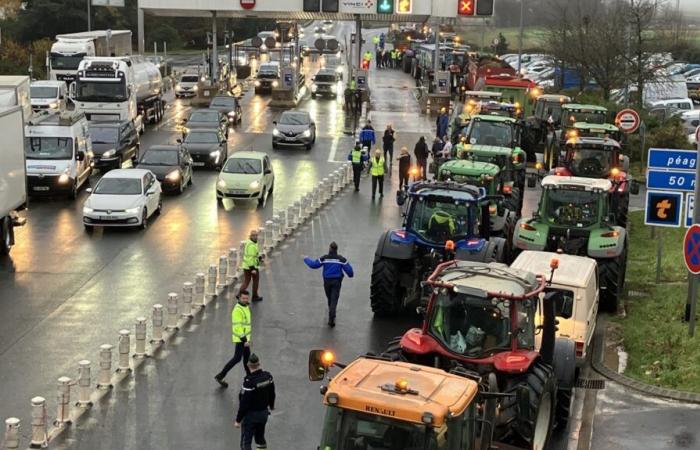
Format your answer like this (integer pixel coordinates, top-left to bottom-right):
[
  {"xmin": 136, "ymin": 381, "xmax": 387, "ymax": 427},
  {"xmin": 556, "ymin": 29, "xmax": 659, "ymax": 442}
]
[
  {"xmin": 382, "ymin": 124, "xmax": 396, "ymax": 166},
  {"xmin": 238, "ymin": 230, "xmax": 263, "ymax": 302},
  {"xmin": 414, "ymin": 136, "xmax": 429, "ymax": 181},
  {"xmin": 436, "ymin": 107, "xmax": 449, "ymax": 140},
  {"xmin": 359, "ymin": 122, "xmax": 376, "ymax": 153},
  {"xmin": 234, "ymin": 353, "xmax": 276, "ymax": 450},
  {"xmin": 303, "ymin": 242, "xmax": 355, "ymax": 327},
  {"xmin": 441, "ymin": 136, "xmax": 453, "ymax": 159},
  {"xmin": 215, "ymin": 290, "xmax": 252, "ymax": 388},
  {"xmin": 398, "ymin": 146, "xmax": 411, "ymax": 190},
  {"xmin": 348, "ymin": 141, "xmax": 368, "ymax": 192},
  {"xmin": 369, "ymin": 149, "xmax": 387, "ymax": 199}
]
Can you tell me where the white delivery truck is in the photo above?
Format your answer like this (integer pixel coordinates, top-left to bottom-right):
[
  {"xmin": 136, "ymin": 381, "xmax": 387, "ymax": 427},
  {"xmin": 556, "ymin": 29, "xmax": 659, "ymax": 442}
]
[
  {"xmin": 0, "ymin": 106, "xmax": 27, "ymax": 254},
  {"xmin": 72, "ymin": 56, "xmax": 164, "ymax": 134},
  {"xmin": 49, "ymin": 30, "xmax": 132, "ymax": 84},
  {"xmin": 0, "ymin": 76, "xmax": 32, "ymax": 121},
  {"xmin": 30, "ymin": 80, "xmax": 68, "ymax": 112},
  {"xmin": 25, "ymin": 110, "xmax": 93, "ymax": 199}
]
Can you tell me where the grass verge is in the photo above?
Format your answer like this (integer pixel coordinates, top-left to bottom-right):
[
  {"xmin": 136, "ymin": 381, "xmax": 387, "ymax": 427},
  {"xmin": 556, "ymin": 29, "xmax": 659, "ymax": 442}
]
[{"xmin": 618, "ymin": 211, "xmax": 700, "ymax": 392}]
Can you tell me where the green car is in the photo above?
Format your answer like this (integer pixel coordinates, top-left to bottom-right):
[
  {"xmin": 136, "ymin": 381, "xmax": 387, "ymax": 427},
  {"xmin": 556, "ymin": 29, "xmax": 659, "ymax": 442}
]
[{"xmin": 513, "ymin": 175, "xmax": 627, "ymax": 311}]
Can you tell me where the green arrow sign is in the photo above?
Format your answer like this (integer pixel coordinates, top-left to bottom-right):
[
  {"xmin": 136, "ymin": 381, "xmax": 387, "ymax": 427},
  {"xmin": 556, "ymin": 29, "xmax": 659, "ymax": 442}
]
[{"xmin": 377, "ymin": 0, "xmax": 393, "ymax": 13}]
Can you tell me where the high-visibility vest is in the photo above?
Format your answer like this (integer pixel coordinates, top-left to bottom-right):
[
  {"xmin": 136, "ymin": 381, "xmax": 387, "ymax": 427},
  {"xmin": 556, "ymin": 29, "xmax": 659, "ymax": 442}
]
[
  {"xmin": 370, "ymin": 157, "xmax": 385, "ymax": 176},
  {"xmin": 372, "ymin": 36, "xmax": 380, "ymax": 45},
  {"xmin": 391, "ymin": 50, "xmax": 397, "ymax": 60},
  {"xmin": 351, "ymin": 149, "xmax": 362, "ymax": 164},
  {"xmin": 350, "ymin": 79, "xmax": 357, "ymax": 90},
  {"xmin": 240, "ymin": 239, "xmax": 260, "ymax": 269},
  {"xmin": 231, "ymin": 303, "xmax": 252, "ymax": 343}
]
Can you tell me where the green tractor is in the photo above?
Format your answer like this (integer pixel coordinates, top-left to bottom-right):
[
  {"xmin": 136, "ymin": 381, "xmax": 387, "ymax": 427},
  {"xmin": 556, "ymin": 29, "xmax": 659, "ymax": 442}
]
[
  {"xmin": 522, "ymin": 94, "xmax": 571, "ymax": 160},
  {"xmin": 514, "ymin": 175, "xmax": 628, "ymax": 311}
]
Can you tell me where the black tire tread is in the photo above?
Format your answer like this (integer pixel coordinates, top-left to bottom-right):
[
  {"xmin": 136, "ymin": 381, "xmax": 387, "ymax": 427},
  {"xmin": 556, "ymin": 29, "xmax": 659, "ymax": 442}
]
[{"xmin": 370, "ymin": 257, "xmax": 402, "ymax": 317}]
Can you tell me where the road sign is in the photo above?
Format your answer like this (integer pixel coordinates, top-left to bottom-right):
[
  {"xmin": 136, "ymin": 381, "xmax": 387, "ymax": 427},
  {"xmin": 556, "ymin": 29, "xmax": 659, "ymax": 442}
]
[
  {"xmin": 396, "ymin": 0, "xmax": 412, "ymax": 13},
  {"xmin": 377, "ymin": 0, "xmax": 393, "ymax": 13},
  {"xmin": 684, "ymin": 224, "xmax": 700, "ymax": 274},
  {"xmin": 615, "ymin": 108, "xmax": 640, "ymax": 134},
  {"xmin": 458, "ymin": 0, "xmax": 475, "ymax": 15},
  {"xmin": 687, "ymin": 194, "xmax": 695, "ymax": 228},
  {"xmin": 647, "ymin": 169, "xmax": 696, "ymax": 192},
  {"xmin": 647, "ymin": 148, "xmax": 697, "ymax": 171},
  {"xmin": 645, "ymin": 190, "xmax": 683, "ymax": 227},
  {"xmin": 240, "ymin": 0, "xmax": 256, "ymax": 9}
]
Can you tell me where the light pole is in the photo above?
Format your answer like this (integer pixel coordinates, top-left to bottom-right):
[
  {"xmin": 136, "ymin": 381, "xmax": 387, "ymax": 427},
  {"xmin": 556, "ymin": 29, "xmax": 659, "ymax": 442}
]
[
  {"xmin": 87, "ymin": 0, "xmax": 91, "ymax": 31},
  {"xmin": 517, "ymin": 0, "xmax": 524, "ymax": 73}
]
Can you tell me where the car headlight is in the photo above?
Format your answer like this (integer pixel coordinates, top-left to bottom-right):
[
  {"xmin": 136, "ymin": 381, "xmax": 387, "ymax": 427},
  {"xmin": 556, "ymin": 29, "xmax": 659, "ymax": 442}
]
[
  {"xmin": 176, "ymin": 84, "xmax": 182, "ymax": 91},
  {"xmin": 49, "ymin": 102, "xmax": 58, "ymax": 109},
  {"xmin": 272, "ymin": 80, "xmax": 279, "ymax": 88},
  {"xmin": 193, "ymin": 85, "xmax": 199, "ymax": 92},
  {"xmin": 217, "ymin": 179, "xmax": 227, "ymax": 188},
  {"xmin": 312, "ymin": 84, "xmax": 318, "ymax": 92},
  {"xmin": 249, "ymin": 180, "xmax": 260, "ymax": 190},
  {"xmin": 255, "ymin": 80, "xmax": 261, "ymax": 87},
  {"xmin": 125, "ymin": 207, "xmax": 140, "ymax": 214},
  {"xmin": 336, "ymin": 66, "xmax": 343, "ymax": 73},
  {"xmin": 102, "ymin": 149, "xmax": 116, "ymax": 158},
  {"xmin": 330, "ymin": 85, "xmax": 337, "ymax": 93},
  {"xmin": 58, "ymin": 173, "xmax": 70, "ymax": 184},
  {"xmin": 272, "ymin": 128, "xmax": 280, "ymax": 136},
  {"xmin": 83, "ymin": 206, "xmax": 94, "ymax": 214},
  {"xmin": 302, "ymin": 129, "xmax": 311, "ymax": 138},
  {"xmin": 210, "ymin": 150, "xmax": 221, "ymax": 158},
  {"xmin": 166, "ymin": 170, "xmax": 181, "ymax": 181}
]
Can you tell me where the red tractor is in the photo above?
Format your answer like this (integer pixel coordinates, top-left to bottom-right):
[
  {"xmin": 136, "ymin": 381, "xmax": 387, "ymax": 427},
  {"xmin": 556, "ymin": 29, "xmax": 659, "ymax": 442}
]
[{"xmin": 383, "ymin": 259, "xmax": 577, "ymax": 450}]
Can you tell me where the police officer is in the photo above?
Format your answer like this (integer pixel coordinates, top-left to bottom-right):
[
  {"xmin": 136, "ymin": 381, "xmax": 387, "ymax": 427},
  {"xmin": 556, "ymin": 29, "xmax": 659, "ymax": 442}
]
[
  {"xmin": 215, "ymin": 289, "xmax": 252, "ymax": 388},
  {"xmin": 348, "ymin": 141, "xmax": 368, "ymax": 192},
  {"xmin": 234, "ymin": 353, "xmax": 276, "ymax": 450},
  {"xmin": 238, "ymin": 230, "xmax": 263, "ymax": 302},
  {"xmin": 359, "ymin": 121, "xmax": 376, "ymax": 152},
  {"xmin": 369, "ymin": 148, "xmax": 386, "ymax": 199},
  {"xmin": 303, "ymin": 242, "xmax": 355, "ymax": 327}
]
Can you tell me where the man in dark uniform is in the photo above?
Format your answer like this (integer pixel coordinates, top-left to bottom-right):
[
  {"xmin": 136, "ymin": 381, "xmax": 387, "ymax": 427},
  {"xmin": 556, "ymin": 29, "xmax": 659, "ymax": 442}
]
[{"xmin": 235, "ymin": 353, "xmax": 276, "ymax": 450}]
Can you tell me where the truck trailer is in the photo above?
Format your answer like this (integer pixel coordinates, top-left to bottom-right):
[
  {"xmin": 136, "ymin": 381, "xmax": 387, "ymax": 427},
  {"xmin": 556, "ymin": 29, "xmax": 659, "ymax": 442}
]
[
  {"xmin": 0, "ymin": 106, "xmax": 27, "ymax": 254},
  {"xmin": 49, "ymin": 30, "xmax": 132, "ymax": 84}
]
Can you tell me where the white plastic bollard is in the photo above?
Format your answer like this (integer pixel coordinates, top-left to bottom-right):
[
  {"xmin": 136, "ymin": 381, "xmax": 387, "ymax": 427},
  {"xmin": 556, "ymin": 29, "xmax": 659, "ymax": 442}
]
[
  {"xmin": 54, "ymin": 377, "xmax": 72, "ymax": 425},
  {"xmin": 117, "ymin": 330, "xmax": 131, "ymax": 373},
  {"xmin": 165, "ymin": 293, "xmax": 179, "ymax": 331},
  {"xmin": 322, "ymin": 178, "xmax": 331, "ymax": 203},
  {"xmin": 265, "ymin": 221, "xmax": 274, "ymax": 250},
  {"xmin": 206, "ymin": 265, "xmax": 218, "ymax": 301},
  {"xmin": 286, "ymin": 204, "xmax": 297, "ymax": 231},
  {"xmin": 151, "ymin": 304, "xmax": 164, "ymax": 344},
  {"xmin": 134, "ymin": 317, "xmax": 148, "ymax": 357},
  {"xmin": 194, "ymin": 273, "xmax": 206, "ymax": 309},
  {"xmin": 30, "ymin": 397, "xmax": 47, "ymax": 448},
  {"xmin": 76, "ymin": 360, "xmax": 92, "ymax": 407},
  {"xmin": 345, "ymin": 162, "xmax": 352, "ymax": 184},
  {"xmin": 181, "ymin": 282, "xmax": 194, "ymax": 318},
  {"xmin": 271, "ymin": 216, "xmax": 281, "ymax": 244},
  {"xmin": 4, "ymin": 418, "xmax": 20, "ymax": 449},
  {"xmin": 217, "ymin": 255, "xmax": 228, "ymax": 291},
  {"xmin": 97, "ymin": 344, "xmax": 113, "ymax": 389},
  {"xmin": 332, "ymin": 171, "xmax": 341, "ymax": 193},
  {"xmin": 296, "ymin": 200, "xmax": 305, "ymax": 223},
  {"xmin": 226, "ymin": 249, "xmax": 238, "ymax": 285}
]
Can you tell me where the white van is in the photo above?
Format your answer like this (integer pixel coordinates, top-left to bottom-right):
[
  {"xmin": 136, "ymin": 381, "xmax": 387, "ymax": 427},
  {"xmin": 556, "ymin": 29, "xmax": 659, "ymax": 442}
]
[
  {"xmin": 30, "ymin": 80, "xmax": 68, "ymax": 112},
  {"xmin": 25, "ymin": 110, "xmax": 93, "ymax": 199},
  {"xmin": 681, "ymin": 110, "xmax": 700, "ymax": 136},
  {"xmin": 648, "ymin": 97, "xmax": 694, "ymax": 112},
  {"xmin": 511, "ymin": 251, "xmax": 599, "ymax": 366}
]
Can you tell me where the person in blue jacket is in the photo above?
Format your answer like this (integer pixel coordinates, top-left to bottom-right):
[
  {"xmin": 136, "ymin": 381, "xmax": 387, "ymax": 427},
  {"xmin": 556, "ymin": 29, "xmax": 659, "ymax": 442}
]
[
  {"xmin": 303, "ymin": 242, "xmax": 354, "ymax": 327},
  {"xmin": 359, "ymin": 121, "xmax": 376, "ymax": 152}
]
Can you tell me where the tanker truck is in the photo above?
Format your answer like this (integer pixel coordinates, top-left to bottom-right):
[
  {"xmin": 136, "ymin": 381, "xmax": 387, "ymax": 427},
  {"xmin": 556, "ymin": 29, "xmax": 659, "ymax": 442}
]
[
  {"xmin": 71, "ymin": 56, "xmax": 164, "ymax": 134},
  {"xmin": 49, "ymin": 30, "xmax": 132, "ymax": 84}
]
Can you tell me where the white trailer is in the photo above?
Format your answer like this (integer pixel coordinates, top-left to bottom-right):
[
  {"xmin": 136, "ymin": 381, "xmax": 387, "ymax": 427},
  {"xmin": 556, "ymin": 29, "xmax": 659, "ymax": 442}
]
[
  {"xmin": 49, "ymin": 30, "xmax": 132, "ymax": 84},
  {"xmin": 0, "ymin": 106, "xmax": 27, "ymax": 254},
  {"xmin": 0, "ymin": 76, "xmax": 32, "ymax": 122}
]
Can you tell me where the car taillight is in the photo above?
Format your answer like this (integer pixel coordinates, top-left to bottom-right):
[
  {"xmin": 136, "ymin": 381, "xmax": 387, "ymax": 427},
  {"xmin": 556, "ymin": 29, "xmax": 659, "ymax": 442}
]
[
  {"xmin": 394, "ymin": 230, "xmax": 407, "ymax": 239},
  {"xmin": 575, "ymin": 341, "xmax": 584, "ymax": 358},
  {"xmin": 520, "ymin": 223, "xmax": 536, "ymax": 231}
]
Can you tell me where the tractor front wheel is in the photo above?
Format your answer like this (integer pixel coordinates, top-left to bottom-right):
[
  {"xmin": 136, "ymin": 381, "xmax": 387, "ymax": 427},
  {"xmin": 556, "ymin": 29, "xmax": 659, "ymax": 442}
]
[{"xmin": 370, "ymin": 257, "xmax": 404, "ymax": 317}]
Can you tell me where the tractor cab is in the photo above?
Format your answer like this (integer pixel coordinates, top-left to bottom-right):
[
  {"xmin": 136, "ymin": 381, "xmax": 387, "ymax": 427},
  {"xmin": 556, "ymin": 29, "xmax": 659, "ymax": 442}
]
[
  {"xmin": 451, "ymin": 93, "xmax": 504, "ymax": 143},
  {"xmin": 565, "ymin": 122, "xmax": 623, "ymax": 143},
  {"xmin": 461, "ymin": 115, "xmax": 521, "ymax": 150},
  {"xmin": 522, "ymin": 94, "xmax": 571, "ymax": 159},
  {"xmin": 558, "ymin": 104, "xmax": 608, "ymax": 146},
  {"xmin": 556, "ymin": 137, "xmax": 625, "ymax": 179}
]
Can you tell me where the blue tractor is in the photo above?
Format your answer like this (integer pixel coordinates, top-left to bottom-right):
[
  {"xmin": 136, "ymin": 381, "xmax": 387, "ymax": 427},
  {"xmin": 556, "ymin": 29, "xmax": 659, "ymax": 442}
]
[{"xmin": 370, "ymin": 181, "xmax": 507, "ymax": 317}]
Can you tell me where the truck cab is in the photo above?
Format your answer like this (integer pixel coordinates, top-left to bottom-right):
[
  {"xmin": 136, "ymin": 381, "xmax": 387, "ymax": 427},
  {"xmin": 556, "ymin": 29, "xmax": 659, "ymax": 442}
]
[
  {"xmin": 30, "ymin": 81, "xmax": 68, "ymax": 112},
  {"xmin": 24, "ymin": 110, "xmax": 93, "ymax": 199}
]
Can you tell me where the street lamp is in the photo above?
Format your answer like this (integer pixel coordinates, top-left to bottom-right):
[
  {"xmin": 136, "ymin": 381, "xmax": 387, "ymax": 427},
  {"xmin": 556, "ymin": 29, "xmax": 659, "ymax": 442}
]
[{"xmin": 517, "ymin": 0, "xmax": 524, "ymax": 73}]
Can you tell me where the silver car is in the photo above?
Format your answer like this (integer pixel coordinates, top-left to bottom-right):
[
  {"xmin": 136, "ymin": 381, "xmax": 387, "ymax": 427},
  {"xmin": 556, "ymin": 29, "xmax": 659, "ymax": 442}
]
[{"xmin": 272, "ymin": 111, "xmax": 316, "ymax": 150}]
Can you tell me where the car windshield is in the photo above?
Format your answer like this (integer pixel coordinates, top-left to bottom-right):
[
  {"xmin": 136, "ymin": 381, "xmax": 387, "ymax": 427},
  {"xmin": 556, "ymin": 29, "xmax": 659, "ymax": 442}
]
[
  {"xmin": 565, "ymin": 111, "xmax": 606, "ymax": 125},
  {"xmin": 430, "ymin": 292, "xmax": 535, "ymax": 357},
  {"xmin": 94, "ymin": 178, "xmax": 142, "ymax": 195},
  {"xmin": 140, "ymin": 150, "xmax": 178, "ymax": 166},
  {"xmin": 25, "ymin": 137, "xmax": 73, "ymax": 160},
  {"xmin": 279, "ymin": 113, "xmax": 309, "ymax": 125},
  {"xmin": 210, "ymin": 97, "xmax": 237, "ymax": 107},
  {"xmin": 223, "ymin": 158, "xmax": 262, "ymax": 174},
  {"xmin": 467, "ymin": 120, "xmax": 513, "ymax": 147},
  {"xmin": 31, "ymin": 86, "xmax": 58, "ymax": 99},
  {"xmin": 408, "ymin": 197, "xmax": 473, "ymax": 243},
  {"xmin": 88, "ymin": 126, "xmax": 119, "ymax": 144},
  {"xmin": 189, "ymin": 111, "xmax": 220, "ymax": 122},
  {"xmin": 315, "ymin": 74, "xmax": 336, "ymax": 83},
  {"xmin": 184, "ymin": 131, "xmax": 219, "ymax": 144},
  {"xmin": 181, "ymin": 76, "xmax": 199, "ymax": 83},
  {"xmin": 50, "ymin": 53, "xmax": 85, "ymax": 70},
  {"xmin": 568, "ymin": 147, "xmax": 613, "ymax": 178},
  {"xmin": 75, "ymin": 80, "xmax": 127, "ymax": 102},
  {"xmin": 320, "ymin": 409, "xmax": 438, "ymax": 450},
  {"xmin": 544, "ymin": 188, "xmax": 601, "ymax": 227},
  {"xmin": 258, "ymin": 71, "xmax": 278, "ymax": 79}
]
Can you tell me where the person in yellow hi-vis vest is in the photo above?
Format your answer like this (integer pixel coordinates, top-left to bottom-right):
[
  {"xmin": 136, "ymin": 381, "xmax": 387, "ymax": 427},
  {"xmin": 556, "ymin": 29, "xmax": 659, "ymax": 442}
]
[
  {"xmin": 238, "ymin": 229, "xmax": 263, "ymax": 302},
  {"xmin": 369, "ymin": 148, "xmax": 386, "ymax": 199},
  {"xmin": 214, "ymin": 290, "xmax": 252, "ymax": 388}
]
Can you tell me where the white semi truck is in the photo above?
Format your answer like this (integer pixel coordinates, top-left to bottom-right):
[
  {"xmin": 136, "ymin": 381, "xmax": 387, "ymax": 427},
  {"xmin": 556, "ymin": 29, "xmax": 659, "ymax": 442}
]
[
  {"xmin": 71, "ymin": 56, "xmax": 165, "ymax": 134},
  {"xmin": 49, "ymin": 30, "xmax": 132, "ymax": 84}
]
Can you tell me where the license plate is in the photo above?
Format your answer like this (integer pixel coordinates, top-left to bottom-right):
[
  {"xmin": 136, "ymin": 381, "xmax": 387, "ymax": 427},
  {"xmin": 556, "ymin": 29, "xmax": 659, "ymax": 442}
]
[
  {"xmin": 229, "ymin": 190, "xmax": 246, "ymax": 195},
  {"xmin": 33, "ymin": 186, "xmax": 49, "ymax": 191},
  {"xmin": 285, "ymin": 137, "xmax": 296, "ymax": 141},
  {"xmin": 193, "ymin": 162, "xmax": 206, "ymax": 166},
  {"xmin": 99, "ymin": 216, "xmax": 115, "ymax": 221}
]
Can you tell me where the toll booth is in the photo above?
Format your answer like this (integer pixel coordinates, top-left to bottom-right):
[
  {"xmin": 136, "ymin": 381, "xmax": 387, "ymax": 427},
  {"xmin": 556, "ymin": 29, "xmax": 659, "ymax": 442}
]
[{"xmin": 427, "ymin": 70, "xmax": 451, "ymax": 115}]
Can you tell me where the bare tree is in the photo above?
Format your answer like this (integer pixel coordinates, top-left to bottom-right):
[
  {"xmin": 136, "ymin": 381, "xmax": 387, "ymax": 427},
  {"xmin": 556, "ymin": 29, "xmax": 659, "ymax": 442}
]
[{"xmin": 0, "ymin": 0, "xmax": 22, "ymax": 18}]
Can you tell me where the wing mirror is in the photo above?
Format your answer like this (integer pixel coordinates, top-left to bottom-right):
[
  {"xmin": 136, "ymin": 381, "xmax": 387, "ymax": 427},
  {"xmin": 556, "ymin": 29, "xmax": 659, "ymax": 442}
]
[
  {"xmin": 76, "ymin": 152, "xmax": 85, "ymax": 161},
  {"xmin": 396, "ymin": 190, "xmax": 407, "ymax": 206},
  {"xmin": 264, "ymin": 169, "xmax": 272, "ymax": 175},
  {"xmin": 273, "ymin": 121, "xmax": 277, "ymax": 126},
  {"xmin": 547, "ymin": 291, "xmax": 573, "ymax": 319},
  {"xmin": 85, "ymin": 188, "xmax": 92, "ymax": 194}
]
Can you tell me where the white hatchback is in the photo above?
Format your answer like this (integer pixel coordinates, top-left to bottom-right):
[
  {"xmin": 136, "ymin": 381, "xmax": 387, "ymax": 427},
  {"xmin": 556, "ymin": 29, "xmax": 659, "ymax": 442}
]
[
  {"xmin": 82, "ymin": 169, "xmax": 162, "ymax": 231},
  {"xmin": 216, "ymin": 152, "xmax": 274, "ymax": 207}
]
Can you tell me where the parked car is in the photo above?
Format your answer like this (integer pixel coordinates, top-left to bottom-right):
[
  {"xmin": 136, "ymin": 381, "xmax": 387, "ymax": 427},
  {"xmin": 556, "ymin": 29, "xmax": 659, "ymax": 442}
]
[
  {"xmin": 311, "ymin": 68, "xmax": 340, "ymax": 99},
  {"xmin": 88, "ymin": 120, "xmax": 140, "ymax": 172},
  {"xmin": 175, "ymin": 74, "xmax": 201, "ymax": 98},
  {"xmin": 82, "ymin": 168, "xmax": 162, "ymax": 231},
  {"xmin": 136, "ymin": 145, "xmax": 193, "ymax": 194},
  {"xmin": 681, "ymin": 110, "xmax": 700, "ymax": 135},
  {"xmin": 216, "ymin": 151, "xmax": 274, "ymax": 207},
  {"xmin": 209, "ymin": 95, "xmax": 242, "ymax": 125},
  {"xmin": 182, "ymin": 129, "xmax": 228, "ymax": 169},
  {"xmin": 182, "ymin": 109, "xmax": 228, "ymax": 138},
  {"xmin": 272, "ymin": 110, "xmax": 316, "ymax": 150}
]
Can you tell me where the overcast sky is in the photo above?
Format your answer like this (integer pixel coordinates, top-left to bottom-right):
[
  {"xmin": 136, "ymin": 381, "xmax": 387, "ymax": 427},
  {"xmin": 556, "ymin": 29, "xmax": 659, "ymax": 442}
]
[{"xmin": 679, "ymin": 0, "xmax": 700, "ymax": 13}]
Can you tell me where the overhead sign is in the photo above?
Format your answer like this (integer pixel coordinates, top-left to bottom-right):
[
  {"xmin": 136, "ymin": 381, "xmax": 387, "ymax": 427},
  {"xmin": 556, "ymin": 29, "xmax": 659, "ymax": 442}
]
[
  {"xmin": 377, "ymin": 0, "xmax": 393, "ymax": 13},
  {"xmin": 615, "ymin": 108, "xmax": 640, "ymax": 134},
  {"xmin": 687, "ymin": 194, "xmax": 695, "ymax": 228},
  {"xmin": 645, "ymin": 190, "xmax": 683, "ymax": 228},
  {"xmin": 684, "ymin": 224, "xmax": 700, "ymax": 274},
  {"xmin": 396, "ymin": 0, "xmax": 412, "ymax": 13},
  {"xmin": 240, "ymin": 0, "xmax": 255, "ymax": 9},
  {"xmin": 342, "ymin": 0, "xmax": 376, "ymax": 13},
  {"xmin": 648, "ymin": 148, "xmax": 697, "ymax": 171},
  {"xmin": 647, "ymin": 169, "xmax": 696, "ymax": 192}
]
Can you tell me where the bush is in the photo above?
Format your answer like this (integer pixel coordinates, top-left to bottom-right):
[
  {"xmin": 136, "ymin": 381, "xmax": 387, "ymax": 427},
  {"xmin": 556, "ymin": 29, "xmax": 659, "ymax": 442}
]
[{"xmin": 0, "ymin": 38, "xmax": 52, "ymax": 79}]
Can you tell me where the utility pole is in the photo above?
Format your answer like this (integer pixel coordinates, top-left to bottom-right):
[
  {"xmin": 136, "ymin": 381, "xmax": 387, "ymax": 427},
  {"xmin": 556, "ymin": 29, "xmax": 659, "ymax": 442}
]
[
  {"xmin": 87, "ymin": 0, "xmax": 92, "ymax": 31},
  {"xmin": 517, "ymin": 0, "xmax": 524, "ymax": 73}
]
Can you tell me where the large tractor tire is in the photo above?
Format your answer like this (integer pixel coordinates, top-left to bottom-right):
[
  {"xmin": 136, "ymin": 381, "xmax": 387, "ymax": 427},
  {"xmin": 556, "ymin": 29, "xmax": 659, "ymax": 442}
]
[
  {"xmin": 598, "ymin": 244, "xmax": 627, "ymax": 312},
  {"xmin": 499, "ymin": 361, "xmax": 557, "ymax": 450},
  {"xmin": 0, "ymin": 217, "xmax": 13, "ymax": 255},
  {"xmin": 501, "ymin": 214, "xmax": 517, "ymax": 264},
  {"xmin": 504, "ymin": 187, "xmax": 522, "ymax": 216},
  {"xmin": 616, "ymin": 192, "xmax": 630, "ymax": 229},
  {"xmin": 379, "ymin": 337, "xmax": 408, "ymax": 361},
  {"xmin": 370, "ymin": 257, "xmax": 404, "ymax": 317},
  {"xmin": 552, "ymin": 338, "xmax": 577, "ymax": 430}
]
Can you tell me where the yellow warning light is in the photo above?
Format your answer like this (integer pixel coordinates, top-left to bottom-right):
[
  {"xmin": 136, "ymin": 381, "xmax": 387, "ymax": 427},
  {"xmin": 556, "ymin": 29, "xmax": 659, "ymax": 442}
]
[{"xmin": 321, "ymin": 351, "xmax": 335, "ymax": 366}]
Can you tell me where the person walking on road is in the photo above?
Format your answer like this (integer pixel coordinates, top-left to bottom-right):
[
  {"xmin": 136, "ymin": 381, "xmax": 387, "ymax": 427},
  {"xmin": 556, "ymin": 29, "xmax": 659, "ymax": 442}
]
[
  {"xmin": 348, "ymin": 141, "xmax": 368, "ymax": 192},
  {"xmin": 359, "ymin": 122, "xmax": 376, "ymax": 152},
  {"xmin": 414, "ymin": 136, "xmax": 429, "ymax": 181},
  {"xmin": 303, "ymin": 242, "xmax": 354, "ymax": 327},
  {"xmin": 382, "ymin": 124, "xmax": 396, "ymax": 166},
  {"xmin": 215, "ymin": 290, "xmax": 252, "ymax": 388},
  {"xmin": 398, "ymin": 147, "xmax": 411, "ymax": 190},
  {"xmin": 238, "ymin": 230, "xmax": 263, "ymax": 302},
  {"xmin": 369, "ymin": 148, "xmax": 387, "ymax": 199},
  {"xmin": 234, "ymin": 353, "xmax": 276, "ymax": 450}
]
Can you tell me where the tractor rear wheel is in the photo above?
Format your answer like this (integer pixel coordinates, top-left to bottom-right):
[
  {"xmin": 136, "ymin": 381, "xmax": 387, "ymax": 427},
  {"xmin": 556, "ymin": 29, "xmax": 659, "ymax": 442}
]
[
  {"xmin": 598, "ymin": 245, "xmax": 627, "ymax": 312},
  {"xmin": 370, "ymin": 257, "xmax": 404, "ymax": 317},
  {"xmin": 505, "ymin": 187, "xmax": 522, "ymax": 216},
  {"xmin": 616, "ymin": 193, "xmax": 630, "ymax": 228},
  {"xmin": 379, "ymin": 337, "xmax": 408, "ymax": 361}
]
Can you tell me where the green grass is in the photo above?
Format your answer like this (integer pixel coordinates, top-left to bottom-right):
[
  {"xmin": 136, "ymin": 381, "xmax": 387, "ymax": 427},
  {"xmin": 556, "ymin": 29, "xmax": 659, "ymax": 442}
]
[{"xmin": 618, "ymin": 211, "xmax": 700, "ymax": 392}]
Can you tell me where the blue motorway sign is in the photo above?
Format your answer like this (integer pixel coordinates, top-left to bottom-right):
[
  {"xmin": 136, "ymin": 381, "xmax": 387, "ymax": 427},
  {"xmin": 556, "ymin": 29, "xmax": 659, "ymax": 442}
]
[
  {"xmin": 647, "ymin": 169, "xmax": 696, "ymax": 192},
  {"xmin": 648, "ymin": 148, "xmax": 697, "ymax": 171},
  {"xmin": 645, "ymin": 190, "xmax": 683, "ymax": 228}
]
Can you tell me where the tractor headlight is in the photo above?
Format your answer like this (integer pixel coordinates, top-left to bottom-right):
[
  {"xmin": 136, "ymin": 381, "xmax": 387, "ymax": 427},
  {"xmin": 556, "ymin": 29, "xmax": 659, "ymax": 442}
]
[
  {"xmin": 312, "ymin": 84, "xmax": 318, "ymax": 92},
  {"xmin": 254, "ymin": 80, "xmax": 261, "ymax": 87},
  {"xmin": 272, "ymin": 80, "xmax": 279, "ymax": 88},
  {"xmin": 102, "ymin": 149, "xmax": 117, "ymax": 158}
]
